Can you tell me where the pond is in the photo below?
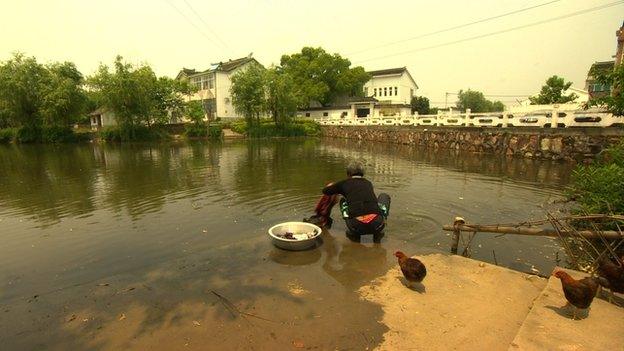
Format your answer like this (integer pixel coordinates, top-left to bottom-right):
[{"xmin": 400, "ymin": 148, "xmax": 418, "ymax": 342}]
[{"xmin": 0, "ymin": 138, "xmax": 574, "ymax": 350}]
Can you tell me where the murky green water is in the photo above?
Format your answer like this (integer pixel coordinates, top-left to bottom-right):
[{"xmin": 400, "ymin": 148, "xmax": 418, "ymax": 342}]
[{"xmin": 0, "ymin": 139, "xmax": 573, "ymax": 350}]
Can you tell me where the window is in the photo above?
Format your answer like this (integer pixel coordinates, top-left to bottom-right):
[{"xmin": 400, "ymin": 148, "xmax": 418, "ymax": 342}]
[
  {"xmin": 374, "ymin": 88, "xmax": 377, "ymax": 96},
  {"xmin": 388, "ymin": 87, "xmax": 392, "ymax": 96},
  {"xmin": 364, "ymin": 87, "xmax": 368, "ymax": 96},
  {"xmin": 305, "ymin": 112, "xmax": 310, "ymax": 117},
  {"xmin": 410, "ymin": 89, "xmax": 414, "ymax": 99},
  {"xmin": 323, "ymin": 112, "xmax": 328, "ymax": 117},
  {"xmin": 384, "ymin": 87, "xmax": 387, "ymax": 96},
  {"xmin": 191, "ymin": 74, "xmax": 214, "ymax": 90},
  {"xmin": 394, "ymin": 87, "xmax": 398, "ymax": 96}
]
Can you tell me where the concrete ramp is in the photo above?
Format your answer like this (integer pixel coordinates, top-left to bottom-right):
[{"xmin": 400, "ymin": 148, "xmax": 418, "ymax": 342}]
[
  {"xmin": 509, "ymin": 267, "xmax": 624, "ymax": 350},
  {"xmin": 358, "ymin": 253, "xmax": 547, "ymax": 351}
]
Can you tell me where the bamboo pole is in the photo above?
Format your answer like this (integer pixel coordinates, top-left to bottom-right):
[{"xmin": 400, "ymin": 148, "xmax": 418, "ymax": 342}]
[{"xmin": 442, "ymin": 224, "xmax": 623, "ymax": 240}]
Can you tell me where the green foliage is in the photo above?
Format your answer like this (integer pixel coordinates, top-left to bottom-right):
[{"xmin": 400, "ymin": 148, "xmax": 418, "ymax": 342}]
[
  {"xmin": 99, "ymin": 125, "xmax": 169, "ymax": 142},
  {"xmin": 456, "ymin": 89, "xmax": 505, "ymax": 113},
  {"xmin": 569, "ymin": 141, "xmax": 624, "ymax": 218},
  {"xmin": 280, "ymin": 47, "xmax": 370, "ymax": 107},
  {"xmin": 185, "ymin": 100, "xmax": 206, "ymax": 124},
  {"xmin": 41, "ymin": 126, "xmax": 78, "ymax": 143},
  {"xmin": 230, "ymin": 120, "xmax": 248, "ymax": 135},
  {"xmin": 0, "ymin": 128, "xmax": 16, "ymax": 143},
  {"xmin": 410, "ymin": 96, "xmax": 430, "ymax": 114},
  {"xmin": 265, "ymin": 67, "xmax": 301, "ymax": 125},
  {"xmin": 184, "ymin": 123, "xmax": 222, "ymax": 139},
  {"xmin": 184, "ymin": 123, "xmax": 207, "ymax": 137},
  {"xmin": 41, "ymin": 62, "xmax": 88, "ymax": 127},
  {"xmin": 292, "ymin": 119, "xmax": 321, "ymax": 136},
  {"xmin": 16, "ymin": 126, "xmax": 42, "ymax": 143},
  {"xmin": 246, "ymin": 123, "xmax": 307, "ymax": 138},
  {"xmin": 240, "ymin": 119, "xmax": 320, "ymax": 138},
  {"xmin": 230, "ymin": 64, "xmax": 266, "ymax": 125},
  {"xmin": 529, "ymin": 75, "xmax": 578, "ymax": 105},
  {"xmin": 208, "ymin": 125, "xmax": 223, "ymax": 139},
  {"xmin": 0, "ymin": 53, "xmax": 87, "ymax": 130},
  {"xmin": 587, "ymin": 63, "xmax": 624, "ymax": 116},
  {"xmin": 87, "ymin": 55, "xmax": 192, "ymax": 129}
]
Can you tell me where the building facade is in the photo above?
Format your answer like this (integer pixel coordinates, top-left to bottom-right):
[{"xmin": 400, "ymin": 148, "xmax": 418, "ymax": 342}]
[
  {"xmin": 363, "ymin": 67, "xmax": 418, "ymax": 105},
  {"xmin": 585, "ymin": 60, "xmax": 615, "ymax": 100},
  {"xmin": 176, "ymin": 54, "xmax": 262, "ymax": 120},
  {"xmin": 299, "ymin": 67, "xmax": 418, "ymax": 120}
]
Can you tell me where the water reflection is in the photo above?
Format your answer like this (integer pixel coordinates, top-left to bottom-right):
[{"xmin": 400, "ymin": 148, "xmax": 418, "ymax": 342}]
[
  {"xmin": 0, "ymin": 138, "xmax": 577, "ymax": 350},
  {"xmin": 0, "ymin": 139, "xmax": 571, "ymax": 300}
]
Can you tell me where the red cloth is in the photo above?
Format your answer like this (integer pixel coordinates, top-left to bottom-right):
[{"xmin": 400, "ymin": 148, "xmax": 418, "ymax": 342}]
[
  {"xmin": 356, "ymin": 214, "xmax": 379, "ymax": 224},
  {"xmin": 315, "ymin": 194, "xmax": 338, "ymax": 218}
]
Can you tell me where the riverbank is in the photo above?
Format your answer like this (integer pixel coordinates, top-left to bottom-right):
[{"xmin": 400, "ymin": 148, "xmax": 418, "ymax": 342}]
[
  {"xmin": 321, "ymin": 126, "xmax": 624, "ymax": 161},
  {"xmin": 359, "ymin": 253, "xmax": 624, "ymax": 350}
]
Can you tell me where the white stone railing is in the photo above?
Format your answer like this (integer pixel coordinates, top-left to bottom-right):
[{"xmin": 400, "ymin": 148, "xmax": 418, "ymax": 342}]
[{"xmin": 315, "ymin": 107, "xmax": 621, "ymax": 129}]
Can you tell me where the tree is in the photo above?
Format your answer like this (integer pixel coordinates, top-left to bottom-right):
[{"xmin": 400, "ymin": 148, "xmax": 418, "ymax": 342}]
[
  {"xmin": 0, "ymin": 53, "xmax": 49, "ymax": 128},
  {"xmin": 410, "ymin": 96, "xmax": 430, "ymax": 115},
  {"xmin": 0, "ymin": 53, "xmax": 88, "ymax": 129},
  {"xmin": 265, "ymin": 67, "xmax": 301, "ymax": 126},
  {"xmin": 41, "ymin": 62, "xmax": 88, "ymax": 127},
  {"xmin": 587, "ymin": 63, "xmax": 623, "ymax": 116},
  {"xmin": 230, "ymin": 64, "xmax": 266, "ymax": 125},
  {"xmin": 88, "ymin": 56, "xmax": 190, "ymax": 128},
  {"xmin": 185, "ymin": 100, "xmax": 205, "ymax": 125},
  {"xmin": 280, "ymin": 47, "xmax": 370, "ymax": 107},
  {"xmin": 529, "ymin": 75, "xmax": 578, "ymax": 105},
  {"xmin": 456, "ymin": 89, "xmax": 504, "ymax": 113}
]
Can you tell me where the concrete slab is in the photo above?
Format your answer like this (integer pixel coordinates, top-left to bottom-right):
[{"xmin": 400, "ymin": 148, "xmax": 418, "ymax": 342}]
[
  {"xmin": 358, "ymin": 253, "xmax": 547, "ymax": 351},
  {"xmin": 509, "ymin": 267, "xmax": 624, "ymax": 351}
]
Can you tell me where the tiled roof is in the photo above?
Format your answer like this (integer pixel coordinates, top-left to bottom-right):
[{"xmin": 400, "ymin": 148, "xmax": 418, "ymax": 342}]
[
  {"xmin": 590, "ymin": 61, "xmax": 615, "ymax": 70},
  {"xmin": 367, "ymin": 67, "xmax": 407, "ymax": 76},
  {"xmin": 216, "ymin": 56, "xmax": 255, "ymax": 72},
  {"xmin": 176, "ymin": 55, "xmax": 260, "ymax": 79}
]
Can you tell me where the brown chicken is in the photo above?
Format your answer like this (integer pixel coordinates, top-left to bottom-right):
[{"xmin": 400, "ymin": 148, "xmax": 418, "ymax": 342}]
[
  {"xmin": 597, "ymin": 256, "xmax": 624, "ymax": 303},
  {"xmin": 553, "ymin": 270, "xmax": 600, "ymax": 320},
  {"xmin": 395, "ymin": 251, "xmax": 426, "ymax": 288}
]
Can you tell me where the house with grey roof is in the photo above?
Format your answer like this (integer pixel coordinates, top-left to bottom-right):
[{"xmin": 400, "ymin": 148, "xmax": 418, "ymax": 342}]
[
  {"xmin": 176, "ymin": 53, "xmax": 262, "ymax": 120},
  {"xmin": 299, "ymin": 66, "xmax": 419, "ymax": 120}
]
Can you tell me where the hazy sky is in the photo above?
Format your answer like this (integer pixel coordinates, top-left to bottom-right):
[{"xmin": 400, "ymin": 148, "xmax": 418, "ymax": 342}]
[{"xmin": 1, "ymin": 0, "xmax": 622, "ymax": 106}]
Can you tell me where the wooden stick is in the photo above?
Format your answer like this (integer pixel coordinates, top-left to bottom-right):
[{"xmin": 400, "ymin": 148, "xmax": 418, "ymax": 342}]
[{"xmin": 442, "ymin": 224, "xmax": 622, "ymax": 240}]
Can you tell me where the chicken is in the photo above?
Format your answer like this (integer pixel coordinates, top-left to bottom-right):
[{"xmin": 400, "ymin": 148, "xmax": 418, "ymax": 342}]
[
  {"xmin": 394, "ymin": 251, "xmax": 426, "ymax": 288},
  {"xmin": 552, "ymin": 270, "xmax": 600, "ymax": 320},
  {"xmin": 597, "ymin": 256, "xmax": 624, "ymax": 303}
]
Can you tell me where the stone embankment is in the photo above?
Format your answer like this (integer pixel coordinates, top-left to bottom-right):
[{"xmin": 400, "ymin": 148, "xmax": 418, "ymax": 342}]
[{"xmin": 321, "ymin": 126, "xmax": 624, "ymax": 161}]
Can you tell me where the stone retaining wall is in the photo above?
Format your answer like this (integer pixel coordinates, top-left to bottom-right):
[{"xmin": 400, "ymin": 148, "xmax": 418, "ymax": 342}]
[{"xmin": 321, "ymin": 126, "xmax": 624, "ymax": 161}]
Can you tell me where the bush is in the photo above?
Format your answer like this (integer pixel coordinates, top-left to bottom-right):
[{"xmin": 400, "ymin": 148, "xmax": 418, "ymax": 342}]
[
  {"xmin": 100, "ymin": 125, "xmax": 169, "ymax": 142},
  {"xmin": 208, "ymin": 125, "xmax": 223, "ymax": 139},
  {"xmin": 0, "ymin": 128, "xmax": 16, "ymax": 143},
  {"xmin": 41, "ymin": 126, "xmax": 77, "ymax": 143},
  {"xmin": 184, "ymin": 123, "xmax": 208, "ymax": 138},
  {"xmin": 230, "ymin": 120, "xmax": 247, "ymax": 135},
  {"xmin": 568, "ymin": 141, "xmax": 624, "ymax": 223},
  {"xmin": 16, "ymin": 126, "xmax": 42, "ymax": 143},
  {"xmin": 293, "ymin": 119, "xmax": 321, "ymax": 136}
]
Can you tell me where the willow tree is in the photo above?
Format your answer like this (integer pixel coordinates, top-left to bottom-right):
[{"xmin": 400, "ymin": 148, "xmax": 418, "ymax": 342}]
[{"xmin": 230, "ymin": 64, "xmax": 266, "ymax": 125}]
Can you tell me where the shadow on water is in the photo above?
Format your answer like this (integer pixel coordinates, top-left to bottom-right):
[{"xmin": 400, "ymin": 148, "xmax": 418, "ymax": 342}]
[{"xmin": 1, "ymin": 236, "xmax": 391, "ymax": 350}]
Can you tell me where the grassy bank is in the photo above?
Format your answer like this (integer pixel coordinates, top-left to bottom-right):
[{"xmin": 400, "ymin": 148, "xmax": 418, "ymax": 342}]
[
  {"xmin": 0, "ymin": 126, "xmax": 90, "ymax": 143},
  {"xmin": 230, "ymin": 119, "xmax": 320, "ymax": 138}
]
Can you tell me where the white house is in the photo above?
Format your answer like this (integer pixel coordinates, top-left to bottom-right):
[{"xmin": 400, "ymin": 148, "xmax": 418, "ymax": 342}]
[
  {"xmin": 364, "ymin": 67, "xmax": 418, "ymax": 105},
  {"xmin": 89, "ymin": 107, "xmax": 117, "ymax": 130},
  {"xmin": 176, "ymin": 53, "xmax": 262, "ymax": 120},
  {"xmin": 299, "ymin": 67, "xmax": 418, "ymax": 120}
]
